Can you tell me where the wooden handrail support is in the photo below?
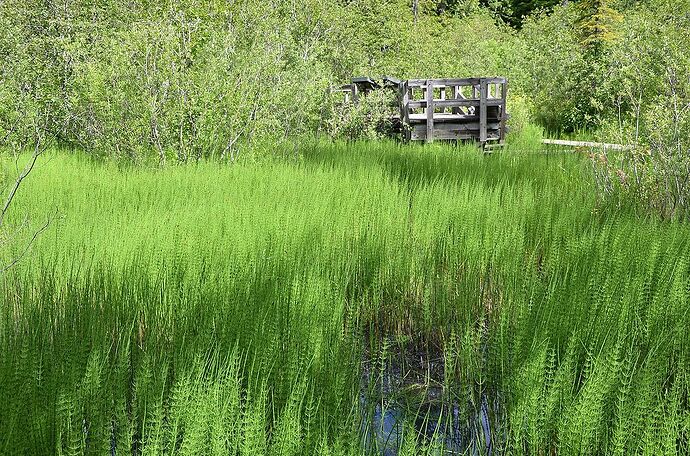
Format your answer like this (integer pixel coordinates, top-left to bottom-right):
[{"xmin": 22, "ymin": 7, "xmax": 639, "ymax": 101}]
[
  {"xmin": 426, "ymin": 80, "xmax": 434, "ymax": 142},
  {"xmin": 401, "ymin": 77, "xmax": 507, "ymax": 144},
  {"xmin": 479, "ymin": 79, "xmax": 488, "ymax": 143},
  {"xmin": 329, "ymin": 84, "xmax": 354, "ymax": 103},
  {"xmin": 331, "ymin": 76, "xmax": 508, "ymax": 144}
]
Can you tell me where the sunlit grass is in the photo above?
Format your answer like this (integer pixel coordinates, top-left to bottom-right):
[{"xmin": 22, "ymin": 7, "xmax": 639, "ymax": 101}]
[{"xmin": 1, "ymin": 140, "xmax": 688, "ymax": 454}]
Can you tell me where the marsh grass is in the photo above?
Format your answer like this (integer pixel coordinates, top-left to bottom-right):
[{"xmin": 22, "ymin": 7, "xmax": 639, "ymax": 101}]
[{"xmin": 0, "ymin": 141, "xmax": 688, "ymax": 454}]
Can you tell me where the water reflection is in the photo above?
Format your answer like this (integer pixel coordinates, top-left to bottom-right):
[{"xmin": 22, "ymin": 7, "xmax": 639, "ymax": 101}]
[{"xmin": 360, "ymin": 348, "xmax": 503, "ymax": 455}]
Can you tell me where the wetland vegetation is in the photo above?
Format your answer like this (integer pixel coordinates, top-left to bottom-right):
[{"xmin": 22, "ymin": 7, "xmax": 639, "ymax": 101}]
[
  {"xmin": 1, "ymin": 0, "xmax": 689, "ymax": 454},
  {"xmin": 1, "ymin": 141, "xmax": 689, "ymax": 454}
]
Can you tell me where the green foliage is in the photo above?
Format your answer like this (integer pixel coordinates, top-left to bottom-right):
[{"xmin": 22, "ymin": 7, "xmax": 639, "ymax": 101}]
[
  {"xmin": 0, "ymin": 0, "xmax": 524, "ymax": 159},
  {"xmin": 576, "ymin": 0, "xmax": 623, "ymax": 54},
  {"xmin": 325, "ymin": 89, "xmax": 397, "ymax": 140},
  {"xmin": 1, "ymin": 142, "xmax": 689, "ymax": 453},
  {"xmin": 508, "ymin": 0, "xmax": 561, "ymax": 26},
  {"xmin": 588, "ymin": 0, "xmax": 690, "ymax": 219}
]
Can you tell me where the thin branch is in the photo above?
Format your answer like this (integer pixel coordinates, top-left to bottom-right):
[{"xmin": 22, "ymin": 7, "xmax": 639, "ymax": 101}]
[
  {"xmin": 0, "ymin": 209, "xmax": 56, "ymax": 275},
  {"xmin": 0, "ymin": 138, "xmax": 44, "ymax": 229}
]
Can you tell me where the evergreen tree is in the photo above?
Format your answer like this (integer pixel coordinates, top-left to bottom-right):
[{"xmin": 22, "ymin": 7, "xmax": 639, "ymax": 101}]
[{"xmin": 576, "ymin": 0, "xmax": 622, "ymax": 56}]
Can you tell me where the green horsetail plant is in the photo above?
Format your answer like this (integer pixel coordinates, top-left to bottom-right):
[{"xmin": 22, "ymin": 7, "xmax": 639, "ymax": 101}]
[{"xmin": 0, "ymin": 141, "xmax": 689, "ymax": 454}]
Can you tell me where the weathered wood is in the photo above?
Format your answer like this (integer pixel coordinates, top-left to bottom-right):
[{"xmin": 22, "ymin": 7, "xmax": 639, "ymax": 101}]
[
  {"xmin": 483, "ymin": 77, "xmax": 507, "ymax": 84},
  {"xmin": 408, "ymin": 113, "xmax": 504, "ymax": 123},
  {"xmin": 412, "ymin": 131, "xmax": 477, "ymax": 141},
  {"xmin": 352, "ymin": 76, "xmax": 380, "ymax": 94},
  {"xmin": 332, "ymin": 76, "xmax": 508, "ymax": 144},
  {"xmin": 439, "ymin": 86, "xmax": 446, "ymax": 113},
  {"xmin": 452, "ymin": 86, "xmax": 461, "ymax": 115},
  {"xmin": 411, "ymin": 129, "xmax": 501, "ymax": 141},
  {"xmin": 408, "ymin": 98, "xmax": 504, "ymax": 109},
  {"xmin": 426, "ymin": 79, "xmax": 434, "ymax": 143},
  {"xmin": 499, "ymin": 80, "xmax": 508, "ymax": 144},
  {"xmin": 541, "ymin": 139, "xmax": 635, "ymax": 151},
  {"xmin": 407, "ymin": 77, "xmax": 484, "ymax": 87},
  {"xmin": 412, "ymin": 122, "xmax": 500, "ymax": 133},
  {"xmin": 352, "ymin": 76, "xmax": 378, "ymax": 85},
  {"xmin": 401, "ymin": 81, "xmax": 411, "ymax": 141},
  {"xmin": 479, "ymin": 79, "xmax": 488, "ymax": 143},
  {"xmin": 383, "ymin": 76, "xmax": 402, "ymax": 87}
]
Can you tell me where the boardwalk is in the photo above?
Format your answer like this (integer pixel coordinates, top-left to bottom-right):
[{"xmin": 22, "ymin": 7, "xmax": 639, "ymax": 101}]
[{"xmin": 332, "ymin": 76, "xmax": 508, "ymax": 145}]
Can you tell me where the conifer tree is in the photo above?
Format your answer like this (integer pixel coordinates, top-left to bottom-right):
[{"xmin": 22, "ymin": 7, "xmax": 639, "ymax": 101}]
[{"xmin": 576, "ymin": 0, "xmax": 622, "ymax": 56}]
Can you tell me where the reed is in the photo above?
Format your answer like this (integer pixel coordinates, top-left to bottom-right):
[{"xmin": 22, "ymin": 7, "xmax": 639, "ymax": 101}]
[{"xmin": 1, "ymin": 140, "xmax": 688, "ymax": 454}]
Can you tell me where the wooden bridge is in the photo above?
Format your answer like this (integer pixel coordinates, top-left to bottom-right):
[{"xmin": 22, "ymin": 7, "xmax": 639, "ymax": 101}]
[{"xmin": 331, "ymin": 76, "xmax": 508, "ymax": 145}]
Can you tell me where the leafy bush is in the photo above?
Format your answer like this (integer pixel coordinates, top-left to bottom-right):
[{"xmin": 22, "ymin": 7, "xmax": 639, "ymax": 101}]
[
  {"xmin": 505, "ymin": 92, "xmax": 534, "ymax": 137},
  {"xmin": 589, "ymin": 1, "xmax": 690, "ymax": 219},
  {"xmin": 325, "ymin": 88, "xmax": 398, "ymax": 141},
  {"xmin": 0, "ymin": 0, "xmax": 523, "ymax": 159}
]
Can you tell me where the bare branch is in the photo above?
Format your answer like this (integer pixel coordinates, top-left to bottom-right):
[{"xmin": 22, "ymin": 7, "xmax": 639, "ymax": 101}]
[
  {"xmin": 0, "ymin": 137, "xmax": 45, "ymax": 229},
  {"xmin": 0, "ymin": 116, "xmax": 53, "ymax": 274},
  {"xmin": 0, "ymin": 209, "xmax": 56, "ymax": 275}
]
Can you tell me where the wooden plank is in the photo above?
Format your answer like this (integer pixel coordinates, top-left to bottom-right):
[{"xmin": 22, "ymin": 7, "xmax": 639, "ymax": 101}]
[
  {"xmin": 452, "ymin": 85, "xmax": 460, "ymax": 115},
  {"xmin": 408, "ymin": 78, "xmax": 482, "ymax": 87},
  {"xmin": 401, "ymin": 81, "xmax": 410, "ymax": 141},
  {"xmin": 410, "ymin": 130, "xmax": 426, "ymax": 141},
  {"xmin": 426, "ymin": 79, "xmax": 434, "ymax": 143},
  {"xmin": 408, "ymin": 98, "xmax": 503, "ymax": 109},
  {"xmin": 410, "ymin": 129, "xmax": 501, "ymax": 141},
  {"xmin": 352, "ymin": 76, "xmax": 379, "ymax": 86},
  {"xmin": 383, "ymin": 76, "xmax": 402, "ymax": 86},
  {"xmin": 408, "ymin": 113, "xmax": 477, "ymax": 123},
  {"xmin": 413, "ymin": 122, "xmax": 500, "ymax": 131},
  {"xmin": 541, "ymin": 139, "xmax": 634, "ymax": 151},
  {"xmin": 483, "ymin": 77, "xmax": 507, "ymax": 84},
  {"xmin": 408, "ymin": 112, "xmax": 502, "ymax": 123},
  {"xmin": 351, "ymin": 76, "xmax": 380, "ymax": 94},
  {"xmin": 499, "ymin": 80, "xmax": 507, "ymax": 143},
  {"xmin": 409, "ymin": 115, "xmax": 474, "ymax": 124},
  {"xmin": 433, "ymin": 130, "xmax": 499, "ymax": 141},
  {"xmin": 351, "ymin": 83, "xmax": 358, "ymax": 105},
  {"xmin": 479, "ymin": 79, "xmax": 488, "ymax": 143},
  {"xmin": 440, "ymin": 86, "xmax": 446, "ymax": 113}
]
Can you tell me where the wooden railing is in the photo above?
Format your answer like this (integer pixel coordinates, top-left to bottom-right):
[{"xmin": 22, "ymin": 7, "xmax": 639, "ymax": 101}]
[
  {"xmin": 329, "ymin": 76, "xmax": 509, "ymax": 144},
  {"xmin": 399, "ymin": 77, "xmax": 507, "ymax": 143}
]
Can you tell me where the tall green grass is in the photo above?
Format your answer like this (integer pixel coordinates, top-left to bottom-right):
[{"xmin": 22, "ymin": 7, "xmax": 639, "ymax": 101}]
[{"xmin": 1, "ymin": 141, "xmax": 688, "ymax": 454}]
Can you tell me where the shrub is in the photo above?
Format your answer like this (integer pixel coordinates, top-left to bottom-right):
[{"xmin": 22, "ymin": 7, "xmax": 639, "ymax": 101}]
[{"xmin": 324, "ymin": 88, "xmax": 398, "ymax": 141}]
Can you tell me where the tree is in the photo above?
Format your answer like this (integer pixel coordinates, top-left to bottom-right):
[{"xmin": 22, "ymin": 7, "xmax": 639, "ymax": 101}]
[
  {"xmin": 576, "ymin": 0, "xmax": 622, "ymax": 56},
  {"xmin": 509, "ymin": 0, "xmax": 562, "ymax": 27}
]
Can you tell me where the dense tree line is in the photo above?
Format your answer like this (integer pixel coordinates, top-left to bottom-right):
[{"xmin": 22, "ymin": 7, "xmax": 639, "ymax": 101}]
[{"xmin": 0, "ymin": 0, "xmax": 688, "ymax": 178}]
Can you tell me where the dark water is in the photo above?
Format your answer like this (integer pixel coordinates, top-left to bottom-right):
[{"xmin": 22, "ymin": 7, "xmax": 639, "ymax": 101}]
[
  {"xmin": 361, "ymin": 392, "xmax": 500, "ymax": 455},
  {"xmin": 360, "ymin": 344, "xmax": 503, "ymax": 455}
]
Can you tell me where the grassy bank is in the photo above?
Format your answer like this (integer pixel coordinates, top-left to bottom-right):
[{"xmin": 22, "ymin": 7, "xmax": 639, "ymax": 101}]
[{"xmin": 1, "ymin": 142, "xmax": 689, "ymax": 454}]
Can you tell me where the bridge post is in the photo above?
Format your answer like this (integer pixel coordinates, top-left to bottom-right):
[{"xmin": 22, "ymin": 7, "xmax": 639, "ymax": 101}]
[
  {"xmin": 401, "ymin": 81, "xmax": 411, "ymax": 141},
  {"xmin": 479, "ymin": 79, "xmax": 488, "ymax": 144},
  {"xmin": 426, "ymin": 79, "xmax": 434, "ymax": 143}
]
